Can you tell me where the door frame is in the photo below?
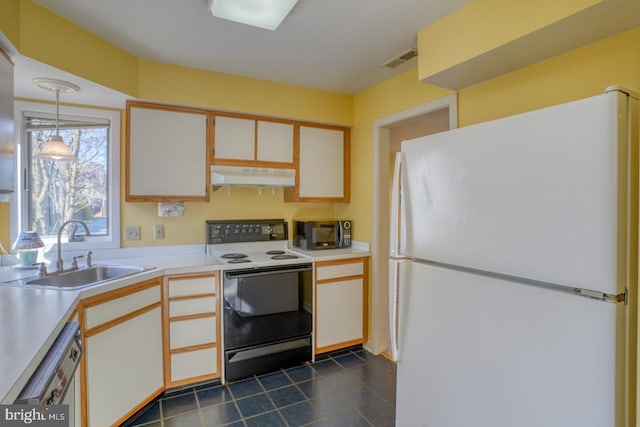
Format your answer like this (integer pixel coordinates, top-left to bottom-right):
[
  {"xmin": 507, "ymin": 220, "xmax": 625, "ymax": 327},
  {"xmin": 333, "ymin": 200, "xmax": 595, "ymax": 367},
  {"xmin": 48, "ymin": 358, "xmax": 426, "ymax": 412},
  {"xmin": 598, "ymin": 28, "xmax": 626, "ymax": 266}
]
[{"xmin": 367, "ymin": 94, "xmax": 458, "ymax": 354}]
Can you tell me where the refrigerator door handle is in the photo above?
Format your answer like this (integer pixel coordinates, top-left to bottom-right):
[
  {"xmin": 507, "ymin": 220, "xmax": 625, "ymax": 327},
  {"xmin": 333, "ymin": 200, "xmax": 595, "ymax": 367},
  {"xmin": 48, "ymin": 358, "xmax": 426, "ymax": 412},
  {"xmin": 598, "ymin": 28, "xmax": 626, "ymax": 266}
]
[
  {"xmin": 389, "ymin": 152, "xmax": 403, "ymax": 257},
  {"xmin": 389, "ymin": 260, "xmax": 401, "ymax": 361}
]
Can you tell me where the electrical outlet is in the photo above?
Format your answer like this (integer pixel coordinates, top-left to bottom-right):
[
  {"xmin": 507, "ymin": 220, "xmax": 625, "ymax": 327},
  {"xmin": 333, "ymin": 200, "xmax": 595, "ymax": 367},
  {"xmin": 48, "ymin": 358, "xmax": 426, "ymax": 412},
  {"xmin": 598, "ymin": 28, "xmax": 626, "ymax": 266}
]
[
  {"xmin": 154, "ymin": 224, "xmax": 164, "ymax": 240},
  {"xmin": 125, "ymin": 226, "xmax": 141, "ymax": 241}
]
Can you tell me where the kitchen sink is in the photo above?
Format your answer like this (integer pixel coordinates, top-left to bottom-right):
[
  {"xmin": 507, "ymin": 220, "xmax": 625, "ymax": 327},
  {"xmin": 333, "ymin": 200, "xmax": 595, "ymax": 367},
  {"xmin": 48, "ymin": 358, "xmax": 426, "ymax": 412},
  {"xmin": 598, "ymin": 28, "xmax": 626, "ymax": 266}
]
[{"xmin": 23, "ymin": 265, "xmax": 153, "ymax": 289}]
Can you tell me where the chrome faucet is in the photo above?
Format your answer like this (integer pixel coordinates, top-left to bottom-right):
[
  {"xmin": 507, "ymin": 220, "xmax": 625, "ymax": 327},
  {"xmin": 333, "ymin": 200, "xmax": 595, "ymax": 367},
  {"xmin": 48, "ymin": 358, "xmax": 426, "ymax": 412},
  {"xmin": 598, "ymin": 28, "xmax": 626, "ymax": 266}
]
[{"xmin": 56, "ymin": 220, "xmax": 91, "ymax": 271}]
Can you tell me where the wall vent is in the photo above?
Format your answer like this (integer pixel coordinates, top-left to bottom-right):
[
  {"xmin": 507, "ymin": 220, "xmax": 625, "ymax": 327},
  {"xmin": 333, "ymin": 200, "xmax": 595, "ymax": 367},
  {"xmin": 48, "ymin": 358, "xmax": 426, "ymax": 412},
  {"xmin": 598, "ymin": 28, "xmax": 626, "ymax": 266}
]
[{"xmin": 383, "ymin": 48, "xmax": 418, "ymax": 68}]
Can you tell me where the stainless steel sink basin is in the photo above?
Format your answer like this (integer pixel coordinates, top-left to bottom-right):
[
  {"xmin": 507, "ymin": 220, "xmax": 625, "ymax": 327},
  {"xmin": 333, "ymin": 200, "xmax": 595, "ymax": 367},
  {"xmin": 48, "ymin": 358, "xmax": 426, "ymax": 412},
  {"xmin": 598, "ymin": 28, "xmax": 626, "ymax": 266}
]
[{"xmin": 24, "ymin": 265, "xmax": 152, "ymax": 288}]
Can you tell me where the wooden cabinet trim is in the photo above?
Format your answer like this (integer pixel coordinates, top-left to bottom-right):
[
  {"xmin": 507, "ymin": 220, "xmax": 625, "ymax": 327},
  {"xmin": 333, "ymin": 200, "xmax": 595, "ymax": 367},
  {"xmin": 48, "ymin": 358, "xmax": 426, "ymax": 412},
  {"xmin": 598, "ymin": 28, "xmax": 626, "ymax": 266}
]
[
  {"xmin": 316, "ymin": 257, "xmax": 366, "ymax": 267},
  {"xmin": 169, "ymin": 342, "xmax": 217, "ymax": 355},
  {"xmin": 85, "ymin": 302, "xmax": 161, "ymax": 337},
  {"xmin": 112, "ymin": 386, "xmax": 164, "ymax": 427},
  {"xmin": 316, "ymin": 338, "xmax": 364, "ymax": 355},
  {"xmin": 81, "ymin": 277, "xmax": 162, "ymax": 308},
  {"xmin": 127, "ymin": 100, "xmax": 207, "ymax": 115},
  {"xmin": 169, "ymin": 312, "xmax": 217, "ymax": 323},
  {"xmin": 166, "ymin": 272, "xmax": 217, "ymax": 281},
  {"xmin": 316, "ymin": 274, "xmax": 364, "ymax": 285},
  {"xmin": 168, "ymin": 293, "xmax": 217, "ymax": 302},
  {"xmin": 212, "ymin": 158, "xmax": 295, "ymax": 169}
]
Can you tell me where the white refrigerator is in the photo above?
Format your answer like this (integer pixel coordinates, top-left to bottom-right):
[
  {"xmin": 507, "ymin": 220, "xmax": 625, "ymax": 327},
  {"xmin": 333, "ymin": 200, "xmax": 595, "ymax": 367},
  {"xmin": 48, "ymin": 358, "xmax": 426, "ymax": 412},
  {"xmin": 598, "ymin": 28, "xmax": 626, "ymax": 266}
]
[{"xmin": 388, "ymin": 87, "xmax": 638, "ymax": 427}]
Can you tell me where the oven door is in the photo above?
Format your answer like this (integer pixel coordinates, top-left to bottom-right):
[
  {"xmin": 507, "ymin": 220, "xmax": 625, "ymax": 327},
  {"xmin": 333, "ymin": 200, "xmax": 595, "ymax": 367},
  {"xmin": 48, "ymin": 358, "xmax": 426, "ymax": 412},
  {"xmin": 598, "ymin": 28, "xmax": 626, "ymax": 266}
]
[{"xmin": 223, "ymin": 264, "xmax": 312, "ymax": 381}]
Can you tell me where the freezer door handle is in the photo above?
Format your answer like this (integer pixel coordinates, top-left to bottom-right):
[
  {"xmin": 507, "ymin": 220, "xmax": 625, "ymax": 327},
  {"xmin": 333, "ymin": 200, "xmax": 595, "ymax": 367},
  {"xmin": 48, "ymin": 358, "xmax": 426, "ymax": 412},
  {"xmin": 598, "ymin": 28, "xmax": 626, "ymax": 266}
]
[{"xmin": 389, "ymin": 152, "xmax": 403, "ymax": 257}]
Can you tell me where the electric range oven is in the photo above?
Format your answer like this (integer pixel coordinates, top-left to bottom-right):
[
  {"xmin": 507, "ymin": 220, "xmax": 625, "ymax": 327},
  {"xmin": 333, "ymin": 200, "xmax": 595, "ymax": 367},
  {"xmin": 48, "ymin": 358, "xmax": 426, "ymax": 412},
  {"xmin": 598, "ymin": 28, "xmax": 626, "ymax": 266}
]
[{"xmin": 206, "ymin": 219, "xmax": 313, "ymax": 382}]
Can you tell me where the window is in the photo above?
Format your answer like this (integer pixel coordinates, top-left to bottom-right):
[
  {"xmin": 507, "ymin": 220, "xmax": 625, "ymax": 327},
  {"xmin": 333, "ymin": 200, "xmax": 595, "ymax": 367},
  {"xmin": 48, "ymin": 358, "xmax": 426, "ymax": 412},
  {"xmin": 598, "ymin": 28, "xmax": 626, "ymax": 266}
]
[{"xmin": 13, "ymin": 101, "xmax": 120, "ymax": 249}]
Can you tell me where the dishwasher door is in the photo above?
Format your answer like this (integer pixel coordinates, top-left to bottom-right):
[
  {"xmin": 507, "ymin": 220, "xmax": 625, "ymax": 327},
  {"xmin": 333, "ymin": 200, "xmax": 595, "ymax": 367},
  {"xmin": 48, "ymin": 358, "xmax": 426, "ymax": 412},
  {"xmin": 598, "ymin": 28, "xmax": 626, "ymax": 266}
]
[{"xmin": 15, "ymin": 322, "xmax": 82, "ymax": 412}]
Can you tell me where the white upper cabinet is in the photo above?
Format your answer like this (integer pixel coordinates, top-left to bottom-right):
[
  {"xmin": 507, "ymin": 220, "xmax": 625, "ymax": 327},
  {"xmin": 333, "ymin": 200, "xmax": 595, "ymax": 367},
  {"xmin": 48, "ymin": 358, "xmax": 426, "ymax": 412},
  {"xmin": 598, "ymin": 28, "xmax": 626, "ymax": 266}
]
[
  {"xmin": 285, "ymin": 124, "xmax": 350, "ymax": 202},
  {"xmin": 213, "ymin": 114, "xmax": 294, "ymax": 165},
  {"xmin": 214, "ymin": 116, "xmax": 255, "ymax": 161},
  {"xmin": 257, "ymin": 121, "xmax": 293, "ymax": 163},
  {"xmin": 126, "ymin": 101, "xmax": 209, "ymax": 202}
]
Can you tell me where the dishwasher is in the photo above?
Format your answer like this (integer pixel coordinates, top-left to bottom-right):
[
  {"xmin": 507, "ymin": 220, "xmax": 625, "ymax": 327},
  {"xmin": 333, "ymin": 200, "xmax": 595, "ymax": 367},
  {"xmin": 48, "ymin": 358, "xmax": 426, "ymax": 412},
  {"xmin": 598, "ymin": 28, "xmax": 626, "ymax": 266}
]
[{"xmin": 14, "ymin": 322, "xmax": 82, "ymax": 425}]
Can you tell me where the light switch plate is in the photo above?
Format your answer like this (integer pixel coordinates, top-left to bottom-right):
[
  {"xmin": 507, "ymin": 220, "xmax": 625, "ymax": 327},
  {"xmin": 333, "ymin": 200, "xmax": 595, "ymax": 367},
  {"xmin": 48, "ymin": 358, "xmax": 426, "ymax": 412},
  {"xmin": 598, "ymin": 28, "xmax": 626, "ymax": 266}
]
[
  {"xmin": 125, "ymin": 226, "xmax": 141, "ymax": 241},
  {"xmin": 154, "ymin": 224, "xmax": 164, "ymax": 240}
]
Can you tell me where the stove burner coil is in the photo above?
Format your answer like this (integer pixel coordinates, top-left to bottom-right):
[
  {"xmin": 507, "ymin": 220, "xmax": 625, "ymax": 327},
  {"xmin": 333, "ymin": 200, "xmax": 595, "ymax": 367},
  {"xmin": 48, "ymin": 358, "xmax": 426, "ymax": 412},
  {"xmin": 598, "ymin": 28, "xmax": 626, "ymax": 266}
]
[
  {"xmin": 271, "ymin": 254, "xmax": 299, "ymax": 260},
  {"xmin": 228, "ymin": 258, "xmax": 252, "ymax": 264},
  {"xmin": 266, "ymin": 250, "xmax": 285, "ymax": 255},
  {"xmin": 221, "ymin": 253, "xmax": 249, "ymax": 259}
]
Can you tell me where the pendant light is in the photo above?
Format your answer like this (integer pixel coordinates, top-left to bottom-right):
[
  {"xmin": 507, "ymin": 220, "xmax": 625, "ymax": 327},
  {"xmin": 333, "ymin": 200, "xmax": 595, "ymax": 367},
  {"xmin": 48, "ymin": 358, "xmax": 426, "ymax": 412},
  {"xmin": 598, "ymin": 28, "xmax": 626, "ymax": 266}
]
[{"xmin": 32, "ymin": 78, "xmax": 81, "ymax": 161}]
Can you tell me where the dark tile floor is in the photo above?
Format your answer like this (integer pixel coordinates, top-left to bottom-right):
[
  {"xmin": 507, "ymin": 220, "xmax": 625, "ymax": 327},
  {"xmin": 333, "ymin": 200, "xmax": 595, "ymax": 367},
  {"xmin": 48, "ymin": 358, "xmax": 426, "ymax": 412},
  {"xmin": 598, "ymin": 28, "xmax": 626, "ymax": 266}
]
[{"xmin": 123, "ymin": 348, "xmax": 396, "ymax": 427}]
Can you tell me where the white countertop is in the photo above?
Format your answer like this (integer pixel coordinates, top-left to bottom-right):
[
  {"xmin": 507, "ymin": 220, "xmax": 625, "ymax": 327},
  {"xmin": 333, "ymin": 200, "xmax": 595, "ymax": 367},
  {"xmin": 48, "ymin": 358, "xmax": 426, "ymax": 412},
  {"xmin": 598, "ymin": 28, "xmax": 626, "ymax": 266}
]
[
  {"xmin": 0, "ymin": 242, "xmax": 369, "ymax": 403},
  {"xmin": 288, "ymin": 245, "xmax": 370, "ymax": 261}
]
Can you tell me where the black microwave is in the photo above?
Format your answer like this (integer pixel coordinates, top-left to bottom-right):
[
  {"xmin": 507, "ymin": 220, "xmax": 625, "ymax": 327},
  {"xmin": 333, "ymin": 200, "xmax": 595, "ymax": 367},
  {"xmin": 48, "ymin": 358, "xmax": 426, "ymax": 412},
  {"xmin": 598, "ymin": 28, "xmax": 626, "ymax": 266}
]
[{"xmin": 293, "ymin": 220, "xmax": 352, "ymax": 250}]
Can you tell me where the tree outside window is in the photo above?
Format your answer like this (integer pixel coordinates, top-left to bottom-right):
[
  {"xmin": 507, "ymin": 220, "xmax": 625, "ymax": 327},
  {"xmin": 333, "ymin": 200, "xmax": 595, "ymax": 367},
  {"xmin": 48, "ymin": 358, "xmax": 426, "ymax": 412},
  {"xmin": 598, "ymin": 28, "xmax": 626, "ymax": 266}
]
[{"xmin": 26, "ymin": 114, "xmax": 109, "ymax": 238}]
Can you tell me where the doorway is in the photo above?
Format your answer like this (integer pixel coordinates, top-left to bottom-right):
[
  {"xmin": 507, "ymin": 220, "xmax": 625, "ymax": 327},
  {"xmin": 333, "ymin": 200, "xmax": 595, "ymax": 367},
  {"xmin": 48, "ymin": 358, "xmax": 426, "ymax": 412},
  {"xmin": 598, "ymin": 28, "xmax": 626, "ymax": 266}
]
[{"xmin": 367, "ymin": 94, "xmax": 458, "ymax": 355}]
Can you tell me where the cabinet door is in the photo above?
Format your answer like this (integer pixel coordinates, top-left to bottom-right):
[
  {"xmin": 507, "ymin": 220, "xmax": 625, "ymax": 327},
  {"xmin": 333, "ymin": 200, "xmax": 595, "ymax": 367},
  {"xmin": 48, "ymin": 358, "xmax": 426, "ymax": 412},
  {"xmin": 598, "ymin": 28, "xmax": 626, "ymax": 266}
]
[
  {"xmin": 214, "ymin": 116, "xmax": 294, "ymax": 166},
  {"xmin": 285, "ymin": 124, "xmax": 350, "ymax": 202},
  {"xmin": 214, "ymin": 115, "xmax": 255, "ymax": 161},
  {"xmin": 316, "ymin": 278, "xmax": 364, "ymax": 350},
  {"xmin": 84, "ymin": 282, "xmax": 163, "ymax": 427},
  {"xmin": 127, "ymin": 102, "xmax": 208, "ymax": 201},
  {"xmin": 257, "ymin": 121, "xmax": 294, "ymax": 163}
]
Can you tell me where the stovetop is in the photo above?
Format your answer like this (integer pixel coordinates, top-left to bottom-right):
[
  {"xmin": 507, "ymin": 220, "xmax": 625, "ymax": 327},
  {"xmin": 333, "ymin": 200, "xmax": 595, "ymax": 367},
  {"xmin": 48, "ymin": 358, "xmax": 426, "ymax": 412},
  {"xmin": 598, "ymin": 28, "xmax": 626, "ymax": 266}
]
[{"xmin": 206, "ymin": 219, "xmax": 310, "ymax": 269}]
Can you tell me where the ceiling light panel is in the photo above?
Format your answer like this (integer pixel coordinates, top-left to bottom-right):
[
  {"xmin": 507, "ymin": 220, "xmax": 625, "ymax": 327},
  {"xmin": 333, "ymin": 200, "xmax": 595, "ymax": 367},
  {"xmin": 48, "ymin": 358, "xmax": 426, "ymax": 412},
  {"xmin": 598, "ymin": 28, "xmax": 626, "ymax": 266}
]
[{"xmin": 208, "ymin": 0, "xmax": 298, "ymax": 31}]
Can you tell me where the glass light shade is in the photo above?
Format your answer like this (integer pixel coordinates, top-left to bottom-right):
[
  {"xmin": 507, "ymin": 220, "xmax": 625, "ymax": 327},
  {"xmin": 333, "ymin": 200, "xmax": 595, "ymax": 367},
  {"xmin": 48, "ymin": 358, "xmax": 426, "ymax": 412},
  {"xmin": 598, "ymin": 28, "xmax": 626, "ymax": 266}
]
[
  {"xmin": 12, "ymin": 231, "xmax": 45, "ymax": 251},
  {"xmin": 35, "ymin": 135, "xmax": 77, "ymax": 161},
  {"xmin": 208, "ymin": 0, "xmax": 297, "ymax": 30},
  {"xmin": 12, "ymin": 231, "xmax": 45, "ymax": 268}
]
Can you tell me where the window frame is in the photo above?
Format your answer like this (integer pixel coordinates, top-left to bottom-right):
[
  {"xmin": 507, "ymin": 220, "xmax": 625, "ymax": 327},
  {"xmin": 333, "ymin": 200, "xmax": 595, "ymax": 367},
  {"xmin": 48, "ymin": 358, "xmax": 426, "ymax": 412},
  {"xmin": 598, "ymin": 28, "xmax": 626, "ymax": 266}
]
[{"xmin": 12, "ymin": 100, "xmax": 121, "ymax": 250}]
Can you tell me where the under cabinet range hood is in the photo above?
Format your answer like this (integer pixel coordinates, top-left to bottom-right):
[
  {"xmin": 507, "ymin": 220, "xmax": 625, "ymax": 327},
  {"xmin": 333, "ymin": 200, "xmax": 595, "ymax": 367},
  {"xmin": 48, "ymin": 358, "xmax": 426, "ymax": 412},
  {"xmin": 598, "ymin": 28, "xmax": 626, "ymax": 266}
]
[{"xmin": 211, "ymin": 165, "xmax": 296, "ymax": 187}]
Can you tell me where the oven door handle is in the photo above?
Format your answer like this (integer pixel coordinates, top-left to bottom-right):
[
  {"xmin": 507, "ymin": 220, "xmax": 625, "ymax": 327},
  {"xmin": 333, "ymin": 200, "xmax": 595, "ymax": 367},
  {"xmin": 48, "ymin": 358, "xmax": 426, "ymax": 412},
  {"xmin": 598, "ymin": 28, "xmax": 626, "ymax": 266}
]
[{"xmin": 225, "ymin": 266, "xmax": 311, "ymax": 279}]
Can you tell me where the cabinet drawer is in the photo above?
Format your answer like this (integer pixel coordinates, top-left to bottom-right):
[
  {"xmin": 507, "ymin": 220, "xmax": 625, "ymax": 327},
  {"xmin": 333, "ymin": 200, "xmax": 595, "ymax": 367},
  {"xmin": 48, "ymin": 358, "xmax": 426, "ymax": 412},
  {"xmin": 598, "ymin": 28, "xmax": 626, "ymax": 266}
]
[
  {"xmin": 169, "ymin": 316, "xmax": 217, "ymax": 349},
  {"xmin": 85, "ymin": 286, "xmax": 161, "ymax": 329},
  {"xmin": 170, "ymin": 296, "xmax": 217, "ymax": 317},
  {"xmin": 316, "ymin": 261, "xmax": 363, "ymax": 281},
  {"xmin": 168, "ymin": 276, "xmax": 215, "ymax": 297},
  {"xmin": 171, "ymin": 347, "xmax": 218, "ymax": 382}
]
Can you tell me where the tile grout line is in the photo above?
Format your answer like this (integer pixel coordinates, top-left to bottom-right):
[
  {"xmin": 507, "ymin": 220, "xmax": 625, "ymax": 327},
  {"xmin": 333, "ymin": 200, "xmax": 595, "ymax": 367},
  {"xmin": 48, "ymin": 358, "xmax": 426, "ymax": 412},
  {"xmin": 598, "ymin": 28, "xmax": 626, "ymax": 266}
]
[{"xmin": 128, "ymin": 348, "xmax": 395, "ymax": 426}]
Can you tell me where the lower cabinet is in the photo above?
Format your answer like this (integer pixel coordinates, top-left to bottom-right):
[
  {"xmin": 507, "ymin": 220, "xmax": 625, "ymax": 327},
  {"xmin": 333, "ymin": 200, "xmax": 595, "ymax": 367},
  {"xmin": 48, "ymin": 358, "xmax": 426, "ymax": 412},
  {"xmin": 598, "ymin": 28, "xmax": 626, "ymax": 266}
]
[
  {"xmin": 164, "ymin": 272, "xmax": 221, "ymax": 388},
  {"xmin": 81, "ymin": 278, "xmax": 164, "ymax": 427},
  {"xmin": 314, "ymin": 257, "xmax": 369, "ymax": 354}
]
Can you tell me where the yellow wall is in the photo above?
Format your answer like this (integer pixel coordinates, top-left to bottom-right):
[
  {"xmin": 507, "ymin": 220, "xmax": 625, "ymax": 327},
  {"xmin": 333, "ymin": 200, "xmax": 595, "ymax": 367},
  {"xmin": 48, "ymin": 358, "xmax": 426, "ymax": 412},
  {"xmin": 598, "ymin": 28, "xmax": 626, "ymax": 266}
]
[
  {"xmin": 458, "ymin": 27, "xmax": 640, "ymax": 126},
  {"xmin": 0, "ymin": 1, "xmax": 353, "ymax": 249},
  {"xmin": 334, "ymin": 68, "xmax": 453, "ymax": 240},
  {"xmin": 138, "ymin": 60, "xmax": 352, "ymax": 124},
  {"xmin": 340, "ymin": 27, "xmax": 640, "ymax": 244},
  {"xmin": 417, "ymin": 0, "xmax": 603, "ymax": 80},
  {"xmin": 120, "ymin": 61, "xmax": 352, "ymax": 247},
  {"xmin": 12, "ymin": 1, "xmax": 138, "ymax": 96},
  {"xmin": 0, "ymin": 0, "xmax": 20, "ymax": 49},
  {"xmin": 2, "ymin": 1, "xmax": 640, "ymax": 250},
  {"xmin": 0, "ymin": 202, "xmax": 9, "ymax": 252}
]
